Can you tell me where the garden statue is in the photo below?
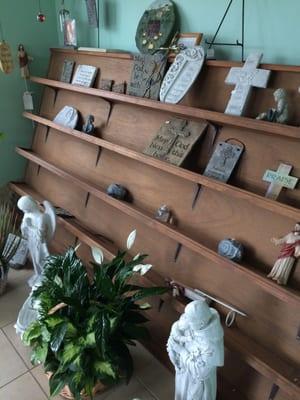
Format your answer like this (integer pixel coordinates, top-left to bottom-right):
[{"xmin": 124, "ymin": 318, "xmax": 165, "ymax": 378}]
[
  {"xmin": 15, "ymin": 196, "xmax": 56, "ymax": 337},
  {"xmin": 268, "ymin": 222, "xmax": 300, "ymax": 285},
  {"xmin": 167, "ymin": 299, "xmax": 224, "ymax": 400},
  {"xmin": 155, "ymin": 205, "xmax": 174, "ymax": 224},
  {"xmin": 82, "ymin": 114, "xmax": 95, "ymax": 135},
  {"xmin": 256, "ymin": 88, "xmax": 289, "ymax": 124}
]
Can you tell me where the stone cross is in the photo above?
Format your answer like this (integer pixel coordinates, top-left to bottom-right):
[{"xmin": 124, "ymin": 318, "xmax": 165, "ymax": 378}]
[
  {"xmin": 263, "ymin": 163, "xmax": 299, "ymax": 200},
  {"xmin": 225, "ymin": 53, "xmax": 271, "ymax": 116}
]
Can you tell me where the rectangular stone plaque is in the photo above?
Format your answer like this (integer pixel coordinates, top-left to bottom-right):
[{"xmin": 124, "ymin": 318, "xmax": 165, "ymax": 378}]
[
  {"xmin": 100, "ymin": 79, "xmax": 113, "ymax": 91},
  {"xmin": 112, "ymin": 82, "xmax": 126, "ymax": 94},
  {"xmin": 143, "ymin": 118, "xmax": 207, "ymax": 166},
  {"xmin": 60, "ymin": 60, "xmax": 75, "ymax": 83},
  {"xmin": 127, "ymin": 52, "xmax": 168, "ymax": 100},
  {"xmin": 204, "ymin": 141, "xmax": 244, "ymax": 182},
  {"xmin": 72, "ymin": 64, "xmax": 98, "ymax": 87}
]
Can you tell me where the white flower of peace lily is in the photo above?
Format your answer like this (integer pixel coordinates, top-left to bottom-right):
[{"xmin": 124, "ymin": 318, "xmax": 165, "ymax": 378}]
[
  {"xmin": 127, "ymin": 229, "xmax": 137, "ymax": 250},
  {"xmin": 133, "ymin": 264, "xmax": 152, "ymax": 276},
  {"xmin": 91, "ymin": 247, "xmax": 104, "ymax": 265}
]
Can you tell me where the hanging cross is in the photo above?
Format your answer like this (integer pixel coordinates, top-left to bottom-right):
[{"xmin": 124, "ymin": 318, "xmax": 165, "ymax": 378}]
[
  {"xmin": 225, "ymin": 52, "xmax": 271, "ymax": 116},
  {"xmin": 262, "ymin": 163, "xmax": 299, "ymax": 200}
]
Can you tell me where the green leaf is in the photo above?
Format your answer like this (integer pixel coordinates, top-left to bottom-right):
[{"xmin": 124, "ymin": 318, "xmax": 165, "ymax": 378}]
[
  {"xmin": 46, "ymin": 316, "xmax": 65, "ymax": 329},
  {"xmin": 31, "ymin": 343, "xmax": 48, "ymax": 365},
  {"xmin": 62, "ymin": 343, "xmax": 81, "ymax": 365},
  {"xmin": 22, "ymin": 321, "xmax": 42, "ymax": 346},
  {"xmin": 54, "ymin": 275, "xmax": 63, "ymax": 288},
  {"xmin": 131, "ymin": 287, "xmax": 167, "ymax": 302},
  {"xmin": 84, "ymin": 332, "xmax": 96, "ymax": 347},
  {"xmin": 94, "ymin": 361, "xmax": 116, "ymax": 379},
  {"xmin": 49, "ymin": 372, "xmax": 66, "ymax": 397},
  {"xmin": 50, "ymin": 322, "xmax": 68, "ymax": 352},
  {"xmin": 122, "ymin": 324, "xmax": 150, "ymax": 341}
]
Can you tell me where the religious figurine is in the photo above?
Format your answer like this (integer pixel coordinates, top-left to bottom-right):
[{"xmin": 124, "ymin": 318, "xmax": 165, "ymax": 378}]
[
  {"xmin": 268, "ymin": 223, "xmax": 300, "ymax": 285},
  {"xmin": 18, "ymin": 44, "xmax": 31, "ymax": 79},
  {"xmin": 218, "ymin": 238, "xmax": 244, "ymax": 263},
  {"xmin": 106, "ymin": 184, "xmax": 128, "ymax": 200},
  {"xmin": 15, "ymin": 196, "xmax": 56, "ymax": 337},
  {"xmin": 17, "ymin": 196, "xmax": 56, "ymax": 287},
  {"xmin": 167, "ymin": 299, "xmax": 224, "ymax": 400},
  {"xmin": 256, "ymin": 88, "xmax": 289, "ymax": 124},
  {"xmin": 155, "ymin": 204, "xmax": 174, "ymax": 224},
  {"xmin": 82, "ymin": 115, "xmax": 95, "ymax": 135}
]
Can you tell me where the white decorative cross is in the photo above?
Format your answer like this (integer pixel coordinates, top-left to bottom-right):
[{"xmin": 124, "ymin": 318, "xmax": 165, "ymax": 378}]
[
  {"xmin": 263, "ymin": 163, "xmax": 299, "ymax": 200},
  {"xmin": 225, "ymin": 53, "xmax": 271, "ymax": 116}
]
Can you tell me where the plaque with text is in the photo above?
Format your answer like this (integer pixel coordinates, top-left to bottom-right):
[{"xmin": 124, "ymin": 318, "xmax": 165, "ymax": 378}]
[
  {"xmin": 128, "ymin": 52, "xmax": 167, "ymax": 100},
  {"xmin": 72, "ymin": 64, "xmax": 98, "ymax": 87},
  {"xmin": 204, "ymin": 141, "xmax": 244, "ymax": 182},
  {"xmin": 144, "ymin": 118, "xmax": 207, "ymax": 166},
  {"xmin": 60, "ymin": 60, "xmax": 75, "ymax": 83}
]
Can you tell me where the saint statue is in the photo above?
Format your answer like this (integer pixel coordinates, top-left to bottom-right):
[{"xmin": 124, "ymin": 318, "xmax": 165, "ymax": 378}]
[
  {"xmin": 18, "ymin": 44, "xmax": 30, "ymax": 79},
  {"xmin": 15, "ymin": 196, "xmax": 56, "ymax": 337},
  {"xmin": 268, "ymin": 222, "xmax": 300, "ymax": 285},
  {"xmin": 167, "ymin": 299, "xmax": 224, "ymax": 400}
]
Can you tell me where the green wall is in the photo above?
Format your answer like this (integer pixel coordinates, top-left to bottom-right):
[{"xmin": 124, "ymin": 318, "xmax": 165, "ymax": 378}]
[
  {"xmin": 0, "ymin": 0, "xmax": 58, "ymax": 186},
  {"xmin": 1, "ymin": 0, "xmax": 300, "ymax": 185},
  {"xmin": 56, "ymin": 0, "xmax": 300, "ymax": 64}
]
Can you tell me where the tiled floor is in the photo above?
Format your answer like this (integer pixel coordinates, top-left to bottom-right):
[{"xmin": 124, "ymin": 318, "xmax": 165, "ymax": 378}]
[{"xmin": 0, "ymin": 268, "xmax": 174, "ymax": 399}]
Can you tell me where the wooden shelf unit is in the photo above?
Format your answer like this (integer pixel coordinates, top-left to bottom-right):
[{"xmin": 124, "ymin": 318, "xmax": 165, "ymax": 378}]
[
  {"xmin": 16, "ymin": 49, "xmax": 300, "ymax": 400},
  {"xmin": 24, "ymin": 111, "xmax": 300, "ymax": 221},
  {"xmin": 16, "ymin": 147, "xmax": 300, "ymax": 307},
  {"xmin": 30, "ymin": 76, "xmax": 300, "ymax": 140},
  {"xmin": 9, "ymin": 182, "xmax": 300, "ymax": 400}
]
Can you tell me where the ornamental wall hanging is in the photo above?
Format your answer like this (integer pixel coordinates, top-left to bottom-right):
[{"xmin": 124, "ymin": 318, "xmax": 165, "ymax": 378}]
[{"xmin": 136, "ymin": 0, "xmax": 177, "ymax": 55}]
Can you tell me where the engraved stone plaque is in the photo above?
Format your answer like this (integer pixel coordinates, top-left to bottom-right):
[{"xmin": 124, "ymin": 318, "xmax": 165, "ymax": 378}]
[
  {"xmin": 160, "ymin": 46, "xmax": 205, "ymax": 104},
  {"xmin": 85, "ymin": 0, "xmax": 98, "ymax": 27},
  {"xmin": 112, "ymin": 82, "xmax": 126, "ymax": 94},
  {"xmin": 144, "ymin": 118, "xmax": 207, "ymax": 166},
  {"xmin": 128, "ymin": 52, "xmax": 168, "ymax": 100},
  {"xmin": 100, "ymin": 79, "xmax": 113, "ymax": 91},
  {"xmin": 203, "ymin": 141, "xmax": 244, "ymax": 182},
  {"xmin": 60, "ymin": 60, "xmax": 75, "ymax": 83},
  {"xmin": 72, "ymin": 64, "xmax": 98, "ymax": 87}
]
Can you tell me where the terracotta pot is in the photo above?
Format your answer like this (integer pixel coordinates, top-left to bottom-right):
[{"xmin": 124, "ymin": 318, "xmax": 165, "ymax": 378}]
[
  {"xmin": 0, "ymin": 263, "xmax": 8, "ymax": 296},
  {"xmin": 46, "ymin": 373, "xmax": 107, "ymax": 399}
]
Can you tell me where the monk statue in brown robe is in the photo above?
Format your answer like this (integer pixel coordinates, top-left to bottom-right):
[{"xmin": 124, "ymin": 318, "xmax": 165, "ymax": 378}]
[{"xmin": 268, "ymin": 222, "xmax": 300, "ymax": 285}]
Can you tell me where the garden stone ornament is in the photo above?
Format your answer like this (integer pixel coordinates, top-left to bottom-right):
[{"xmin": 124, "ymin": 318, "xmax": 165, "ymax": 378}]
[
  {"xmin": 256, "ymin": 88, "xmax": 289, "ymax": 124},
  {"xmin": 15, "ymin": 196, "xmax": 56, "ymax": 337},
  {"xmin": 167, "ymin": 299, "xmax": 224, "ymax": 400}
]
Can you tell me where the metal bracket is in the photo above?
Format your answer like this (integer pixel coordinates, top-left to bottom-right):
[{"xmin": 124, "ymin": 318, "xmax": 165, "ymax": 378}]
[
  {"xmin": 84, "ymin": 192, "xmax": 91, "ymax": 208},
  {"xmin": 52, "ymin": 88, "xmax": 59, "ymax": 106},
  {"xmin": 44, "ymin": 126, "xmax": 51, "ymax": 143},
  {"xmin": 296, "ymin": 324, "xmax": 300, "ymax": 340},
  {"xmin": 37, "ymin": 165, "xmax": 41, "ymax": 176},
  {"xmin": 158, "ymin": 299, "xmax": 165, "ymax": 312},
  {"xmin": 95, "ymin": 146, "xmax": 102, "ymax": 166},
  {"xmin": 174, "ymin": 243, "xmax": 182, "ymax": 262},
  {"xmin": 268, "ymin": 384, "xmax": 279, "ymax": 400},
  {"xmin": 191, "ymin": 184, "xmax": 203, "ymax": 210}
]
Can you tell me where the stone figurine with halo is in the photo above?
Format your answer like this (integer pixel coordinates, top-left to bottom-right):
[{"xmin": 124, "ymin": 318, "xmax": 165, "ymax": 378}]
[{"xmin": 167, "ymin": 299, "xmax": 224, "ymax": 400}]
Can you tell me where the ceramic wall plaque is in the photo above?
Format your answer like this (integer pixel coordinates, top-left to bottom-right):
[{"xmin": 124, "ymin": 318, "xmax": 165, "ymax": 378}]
[
  {"xmin": 143, "ymin": 118, "xmax": 207, "ymax": 166},
  {"xmin": 72, "ymin": 64, "xmax": 98, "ymax": 87},
  {"xmin": 128, "ymin": 52, "xmax": 168, "ymax": 100},
  {"xmin": 136, "ymin": 0, "xmax": 176, "ymax": 54},
  {"xmin": 160, "ymin": 46, "xmax": 205, "ymax": 104}
]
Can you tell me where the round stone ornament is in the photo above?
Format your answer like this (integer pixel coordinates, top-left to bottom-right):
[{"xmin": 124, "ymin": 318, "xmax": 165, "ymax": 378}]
[
  {"xmin": 106, "ymin": 184, "xmax": 128, "ymax": 200},
  {"xmin": 218, "ymin": 238, "xmax": 244, "ymax": 263},
  {"xmin": 136, "ymin": 0, "xmax": 176, "ymax": 55},
  {"xmin": 0, "ymin": 41, "xmax": 14, "ymax": 74}
]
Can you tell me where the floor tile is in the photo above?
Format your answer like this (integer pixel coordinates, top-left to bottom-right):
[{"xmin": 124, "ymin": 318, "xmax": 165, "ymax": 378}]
[
  {"xmin": 137, "ymin": 357, "xmax": 175, "ymax": 400},
  {"xmin": 0, "ymin": 269, "xmax": 32, "ymax": 328},
  {"xmin": 2, "ymin": 322, "xmax": 33, "ymax": 369},
  {"xmin": 97, "ymin": 377, "xmax": 156, "ymax": 400},
  {"xmin": 0, "ymin": 372, "xmax": 47, "ymax": 400},
  {"xmin": 0, "ymin": 329, "xmax": 27, "ymax": 387},
  {"xmin": 130, "ymin": 342, "xmax": 155, "ymax": 373},
  {"xmin": 31, "ymin": 365, "xmax": 59, "ymax": 399}
]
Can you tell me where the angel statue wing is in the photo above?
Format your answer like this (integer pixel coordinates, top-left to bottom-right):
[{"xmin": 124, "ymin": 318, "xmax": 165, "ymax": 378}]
[{"xmin": 42, "ymin": 201, "xmax": 57, "ymax": 241}]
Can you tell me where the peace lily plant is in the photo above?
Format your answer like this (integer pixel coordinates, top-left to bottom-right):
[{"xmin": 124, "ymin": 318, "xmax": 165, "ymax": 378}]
[{"xmin": 23, "ymin": 230, "xmax": 167, "ymax": 399}]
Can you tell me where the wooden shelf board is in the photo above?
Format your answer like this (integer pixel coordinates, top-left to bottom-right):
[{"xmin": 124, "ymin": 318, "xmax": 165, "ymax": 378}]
[
  {"xmin": 24, "ymin": 111, "xmax": 300, "ymax": 222},
  {"xmin": 30, "ymin": 76, "xmax": 300, "ymax": 140},
  {"xmin": 10, "ymin": 181, "xmax": 300, "ymax": 399},
  {"xmin": 14, "ymin": 149, "xmax": 300, "ymax": 307}
]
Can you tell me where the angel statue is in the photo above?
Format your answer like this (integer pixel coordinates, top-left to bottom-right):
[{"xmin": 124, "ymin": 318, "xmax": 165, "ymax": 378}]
[
  {"xmin": 15, "ymin": 196, "xmax": 56, "ymax": 337},
  {"xmin": 268, "ymin": 222, "xmax": 300, "ymax": 285},
  {"xmin": 167, "ymin": 299, "xmax": 224, "ymax": 400}
]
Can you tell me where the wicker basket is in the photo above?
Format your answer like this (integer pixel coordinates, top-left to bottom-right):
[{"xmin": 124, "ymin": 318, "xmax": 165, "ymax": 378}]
[
  {"xmin": 0, "ymin": 263, "xmax": 8, "ymax": 296},
  {"xmin": 47, "ymin": 373, "xmax": 107, "ymax": 399}
]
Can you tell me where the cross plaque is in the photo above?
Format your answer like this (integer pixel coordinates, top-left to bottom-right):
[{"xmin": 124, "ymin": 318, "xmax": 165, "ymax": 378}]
[
  {"xmin": 225, "ymin": 53, "xmax": 271, "ymax": 116},
  {"xmin": 263, "ymin": 163, "xmax": 299, "ymax": 200}
]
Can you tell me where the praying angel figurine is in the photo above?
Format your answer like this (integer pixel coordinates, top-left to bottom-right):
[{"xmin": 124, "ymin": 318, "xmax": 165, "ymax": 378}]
[{"xmin": 268, "ymin": 223, "xmax": 300, "ymax": 285}]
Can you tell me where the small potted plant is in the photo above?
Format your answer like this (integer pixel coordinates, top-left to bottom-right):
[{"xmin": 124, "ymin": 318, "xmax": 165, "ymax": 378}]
[
  {"xmin": 0, "ymin": 201, "xmax": 20, "ymax": 295},
  {"xmin": 23, "ymin": 230, "xmax": 167, "ymax": 399}
]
